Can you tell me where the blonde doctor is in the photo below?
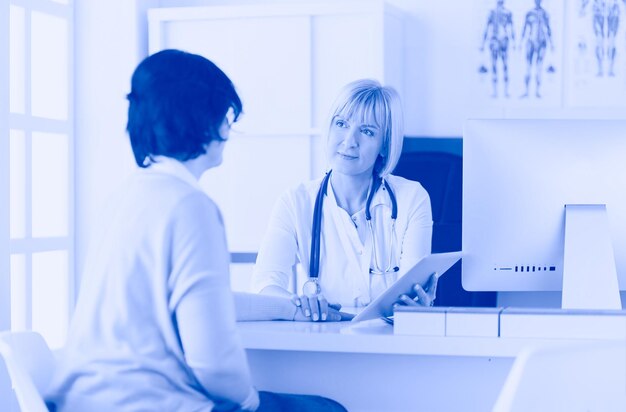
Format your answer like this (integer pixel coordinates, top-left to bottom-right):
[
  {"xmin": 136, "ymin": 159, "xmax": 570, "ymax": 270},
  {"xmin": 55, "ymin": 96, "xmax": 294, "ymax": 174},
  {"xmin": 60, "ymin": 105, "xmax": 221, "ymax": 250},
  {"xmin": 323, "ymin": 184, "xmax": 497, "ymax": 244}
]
[{"xmin": 251, "ymin": 79, "xmax": 435, "ymax": 321}]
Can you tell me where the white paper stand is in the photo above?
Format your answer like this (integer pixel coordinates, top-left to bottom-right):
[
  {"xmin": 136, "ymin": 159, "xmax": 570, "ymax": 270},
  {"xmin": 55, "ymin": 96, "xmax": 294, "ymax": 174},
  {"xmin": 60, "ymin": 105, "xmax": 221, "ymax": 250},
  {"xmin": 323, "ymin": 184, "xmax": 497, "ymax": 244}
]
[{"xmin": 562, "ymin": 204, "xmax": 622, "ymax": 310}]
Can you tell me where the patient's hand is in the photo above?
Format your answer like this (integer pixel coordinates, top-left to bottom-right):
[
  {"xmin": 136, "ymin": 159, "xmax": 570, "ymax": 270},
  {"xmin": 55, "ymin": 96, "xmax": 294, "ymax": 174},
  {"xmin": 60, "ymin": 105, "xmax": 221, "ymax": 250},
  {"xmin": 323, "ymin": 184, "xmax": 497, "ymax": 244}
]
[{"xmin": 395, "ymin": 273, "xmax": 439, "ymax": 308}]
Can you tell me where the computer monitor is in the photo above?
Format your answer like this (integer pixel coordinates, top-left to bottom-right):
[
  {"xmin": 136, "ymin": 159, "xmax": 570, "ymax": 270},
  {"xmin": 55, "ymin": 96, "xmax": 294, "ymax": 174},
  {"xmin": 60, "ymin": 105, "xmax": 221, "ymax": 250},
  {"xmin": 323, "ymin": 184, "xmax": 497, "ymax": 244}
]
[{"xmin": 462, "ymin": 119, "xmax": 626, "ymax": 309}]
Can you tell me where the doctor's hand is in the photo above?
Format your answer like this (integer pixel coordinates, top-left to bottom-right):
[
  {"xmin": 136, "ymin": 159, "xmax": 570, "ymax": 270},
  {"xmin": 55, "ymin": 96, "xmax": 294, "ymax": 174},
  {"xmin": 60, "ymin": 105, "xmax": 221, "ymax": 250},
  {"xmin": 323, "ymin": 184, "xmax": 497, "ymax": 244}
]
[
  {"xmin": 395, "ymin": 273, "xmax": 439, "ymax": 308},
  {"xmin": 291, "ymin": 294, "xmax": 353, "ymax": 322}
]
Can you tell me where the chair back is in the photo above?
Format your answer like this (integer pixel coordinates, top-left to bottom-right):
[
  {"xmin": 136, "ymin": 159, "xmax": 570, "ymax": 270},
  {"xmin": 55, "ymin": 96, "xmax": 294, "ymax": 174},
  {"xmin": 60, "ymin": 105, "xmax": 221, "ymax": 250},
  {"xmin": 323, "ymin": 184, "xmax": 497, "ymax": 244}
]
[
  {"xmin": 0, "ymin": 356, "xmax": 16, "ymax": 411},
  {"xmin": 0, "ymin": 331, "xmax": 55, "ymax": 412},
  {"xmin": 394, "ymin": 150, "xmax": 496, "ymax": 307},
  {"xmin": 493, "ymin": 341, "xmax": 626, "ymax": 411}
]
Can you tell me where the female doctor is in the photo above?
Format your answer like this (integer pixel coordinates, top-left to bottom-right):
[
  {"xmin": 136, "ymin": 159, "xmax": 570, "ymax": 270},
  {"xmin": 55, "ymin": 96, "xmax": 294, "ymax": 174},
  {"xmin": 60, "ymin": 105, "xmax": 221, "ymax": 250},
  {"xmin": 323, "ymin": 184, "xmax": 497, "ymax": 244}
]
[{"xmin": 251, "ymin": 79, "xmax": 436, "ymax": 321}]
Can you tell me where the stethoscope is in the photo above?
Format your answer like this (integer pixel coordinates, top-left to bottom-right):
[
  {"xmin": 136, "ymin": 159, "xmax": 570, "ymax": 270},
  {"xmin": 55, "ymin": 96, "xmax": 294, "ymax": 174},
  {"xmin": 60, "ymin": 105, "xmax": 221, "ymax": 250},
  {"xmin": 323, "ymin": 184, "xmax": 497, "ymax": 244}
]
[{"xmin": 302, "ymin": 170, "xmax": 399, "ymax": 298}]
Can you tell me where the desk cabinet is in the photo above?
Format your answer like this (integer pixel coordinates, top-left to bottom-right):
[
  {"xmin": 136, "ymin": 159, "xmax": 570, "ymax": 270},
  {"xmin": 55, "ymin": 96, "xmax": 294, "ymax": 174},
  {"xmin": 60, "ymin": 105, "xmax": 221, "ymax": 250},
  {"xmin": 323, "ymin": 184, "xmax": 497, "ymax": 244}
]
[{"xmin": 148, "ymin": 1, "xmax": 404, "ymax": 289}]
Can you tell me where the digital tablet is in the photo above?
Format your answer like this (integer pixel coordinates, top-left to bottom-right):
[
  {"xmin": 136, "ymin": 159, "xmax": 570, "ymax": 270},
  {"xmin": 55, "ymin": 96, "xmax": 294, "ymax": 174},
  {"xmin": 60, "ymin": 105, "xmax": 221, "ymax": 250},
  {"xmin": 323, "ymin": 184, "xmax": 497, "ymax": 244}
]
[{"xmin": 351, "ymin": 251, "xmax": 463, "ymax": 322}]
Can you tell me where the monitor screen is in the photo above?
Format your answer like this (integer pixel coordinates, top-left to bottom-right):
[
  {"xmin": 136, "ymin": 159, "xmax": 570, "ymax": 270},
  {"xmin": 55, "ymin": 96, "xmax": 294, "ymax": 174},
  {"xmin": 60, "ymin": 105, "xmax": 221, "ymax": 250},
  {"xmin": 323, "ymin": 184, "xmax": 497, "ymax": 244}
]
[{"xmin": 462, "ymin": 119, "xmax": 626, "ymax": 293}]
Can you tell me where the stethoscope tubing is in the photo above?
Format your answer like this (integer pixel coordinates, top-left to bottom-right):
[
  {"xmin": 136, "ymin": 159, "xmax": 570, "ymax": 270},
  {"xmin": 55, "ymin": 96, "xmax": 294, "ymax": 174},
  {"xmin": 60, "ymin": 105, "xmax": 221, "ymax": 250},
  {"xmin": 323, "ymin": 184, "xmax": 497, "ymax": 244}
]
[
  {"xmin": 309, "ymin": 171, "xmax": 331, "ymax": 282},
  {"xmin": 308, "ymin": 170, "xmax": 399, "ymax": 286}
]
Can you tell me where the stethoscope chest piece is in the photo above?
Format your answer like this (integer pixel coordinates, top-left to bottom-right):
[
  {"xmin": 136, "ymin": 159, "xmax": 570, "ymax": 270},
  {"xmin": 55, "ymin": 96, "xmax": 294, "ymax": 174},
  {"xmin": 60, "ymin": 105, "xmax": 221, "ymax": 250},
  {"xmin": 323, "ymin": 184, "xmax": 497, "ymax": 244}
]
[{"xmin": 302, "ymin": 279, "xmax": 321, "ymax": 298}]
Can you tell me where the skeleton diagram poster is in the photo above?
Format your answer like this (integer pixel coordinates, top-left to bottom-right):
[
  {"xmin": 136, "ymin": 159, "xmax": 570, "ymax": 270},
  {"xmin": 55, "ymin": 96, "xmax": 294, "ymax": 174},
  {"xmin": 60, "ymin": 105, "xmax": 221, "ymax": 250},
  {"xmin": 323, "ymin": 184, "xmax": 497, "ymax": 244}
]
[
  {"xmin": 566, "ymin": 0, "xmax": 626, "ymax": 108},
  {"xmin": 473, "ymin": 0, "xmax": 564, "ymax": 109}
]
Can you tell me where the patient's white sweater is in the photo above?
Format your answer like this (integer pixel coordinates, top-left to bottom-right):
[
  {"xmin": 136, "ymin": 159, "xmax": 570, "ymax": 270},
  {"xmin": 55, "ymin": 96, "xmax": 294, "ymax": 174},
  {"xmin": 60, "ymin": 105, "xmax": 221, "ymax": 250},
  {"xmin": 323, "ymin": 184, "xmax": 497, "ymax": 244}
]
[{"xmin": 45, "ymin": 158, "xmax": 297, "ymax": 412}]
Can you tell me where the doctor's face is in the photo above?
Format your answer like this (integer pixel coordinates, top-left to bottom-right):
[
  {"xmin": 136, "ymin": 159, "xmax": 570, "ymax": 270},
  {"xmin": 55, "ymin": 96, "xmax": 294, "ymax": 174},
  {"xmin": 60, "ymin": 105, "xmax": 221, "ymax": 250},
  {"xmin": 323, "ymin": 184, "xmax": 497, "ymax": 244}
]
[{"xmin": 327, "ymin": 111, "xmax": 384, "ymax": 177}]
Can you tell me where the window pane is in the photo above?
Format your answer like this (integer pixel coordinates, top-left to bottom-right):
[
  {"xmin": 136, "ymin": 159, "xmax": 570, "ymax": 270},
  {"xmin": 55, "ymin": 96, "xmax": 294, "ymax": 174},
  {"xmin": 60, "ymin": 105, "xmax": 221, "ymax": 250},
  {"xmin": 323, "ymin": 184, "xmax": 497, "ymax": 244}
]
[
  {"xmin": 9, "ymin": 5, "xmax": 26, "ymax": 114},
  {"xmin": 32, "ymin": 132, "xmax": 68, "ymax": 237},
  {"xmin": 10, "ymin": 254, "xmax": 27, "ymax": 331},
  {"xmin": 50, "ymin": 0, "xmax": 70, "ymax": 4},
  {"xmin": 10, "ymin": 130, "xmax": 26, "ymax": 239},
  {"xmin": 31, "ymin": 11, "xmax": 68, "ymax": 120},
  {"xmin": 32, "ymin": 250, "xmax": 68, "ymax": 349}
]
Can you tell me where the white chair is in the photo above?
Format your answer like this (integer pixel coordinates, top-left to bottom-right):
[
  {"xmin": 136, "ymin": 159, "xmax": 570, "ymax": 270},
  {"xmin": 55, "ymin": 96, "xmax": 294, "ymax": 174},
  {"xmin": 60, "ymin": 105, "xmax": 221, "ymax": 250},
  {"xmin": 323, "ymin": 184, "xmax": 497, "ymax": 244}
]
[
  {"xmin": 493, "ymin": 341, "xmax": 626, "ymax": 412},
  {"xmin": 0, "ymin": 331, "xmax": 56, "ymax": 412},
  {"xmin": 0, "ymin": 356, "xmax": 16, "ymax": 411}
]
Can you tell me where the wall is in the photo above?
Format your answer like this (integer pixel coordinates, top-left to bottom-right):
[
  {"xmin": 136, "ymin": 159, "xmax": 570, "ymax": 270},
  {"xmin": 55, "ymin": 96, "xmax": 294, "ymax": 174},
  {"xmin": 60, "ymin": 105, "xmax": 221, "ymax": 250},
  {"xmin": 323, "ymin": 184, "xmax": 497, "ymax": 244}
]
[
  {"xmin": 157, "ymin": 0, "xmax": 476, "ymax": 137},
  {"xmin": 74, "ymin": 0, "xmax": 626, "ymax": 308},
  {"xmin": 74, "ymin": 0, "xmax": 158, "ymax": 288},
  {"xmin": 74, "ymin": 0, "xmax": 473, "ymax": 286}
]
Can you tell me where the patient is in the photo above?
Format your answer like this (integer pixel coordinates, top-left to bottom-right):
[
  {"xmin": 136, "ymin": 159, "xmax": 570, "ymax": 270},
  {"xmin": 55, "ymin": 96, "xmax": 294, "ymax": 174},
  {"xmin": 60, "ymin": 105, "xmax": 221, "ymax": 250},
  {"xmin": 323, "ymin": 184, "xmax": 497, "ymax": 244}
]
[{"xmin": 45, "ymin": 49, "xmax": 346, "ymax": 411}]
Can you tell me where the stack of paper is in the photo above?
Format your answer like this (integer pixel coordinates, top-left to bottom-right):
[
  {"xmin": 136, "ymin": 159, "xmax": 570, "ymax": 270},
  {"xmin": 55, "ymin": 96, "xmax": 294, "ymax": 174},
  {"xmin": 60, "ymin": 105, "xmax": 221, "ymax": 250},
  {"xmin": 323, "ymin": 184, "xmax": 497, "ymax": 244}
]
[
  {"xmin": 446, "ymin": 307, "xmax": 502, "ymax": 337},
  {"xmin": 499, "ymin": 308, "xmax": 626, "ymax": 340},
  {"xmin": 393, "ymin": 306, "xmax": 447, "ymax": 336}
]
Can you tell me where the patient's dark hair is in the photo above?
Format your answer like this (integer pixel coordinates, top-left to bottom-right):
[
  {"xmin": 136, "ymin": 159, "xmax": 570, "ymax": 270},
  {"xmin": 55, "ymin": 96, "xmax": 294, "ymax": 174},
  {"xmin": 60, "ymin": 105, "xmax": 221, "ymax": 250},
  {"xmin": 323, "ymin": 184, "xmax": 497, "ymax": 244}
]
[{"xmin": 126, "ymin": 49, "xmax": 242, "ymax": 167}]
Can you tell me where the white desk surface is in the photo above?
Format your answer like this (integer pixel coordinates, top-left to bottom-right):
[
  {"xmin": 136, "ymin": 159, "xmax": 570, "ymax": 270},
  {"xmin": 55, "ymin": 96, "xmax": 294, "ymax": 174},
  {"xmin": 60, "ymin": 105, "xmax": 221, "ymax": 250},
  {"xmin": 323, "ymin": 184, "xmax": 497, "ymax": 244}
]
[
  {"xmin": 237, "ymin": 319, "xmax": 617, "ymax": 358},
  {"xmin": 239, "ymin": 319, "xmax": 626, "ymax": 411}
]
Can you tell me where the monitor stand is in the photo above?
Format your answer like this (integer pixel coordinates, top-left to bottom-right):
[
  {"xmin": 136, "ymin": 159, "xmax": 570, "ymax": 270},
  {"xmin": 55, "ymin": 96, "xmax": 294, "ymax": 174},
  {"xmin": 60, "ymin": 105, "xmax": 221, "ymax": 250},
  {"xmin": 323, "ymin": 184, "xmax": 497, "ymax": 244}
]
[{"xmin": 562, "ymin": 204, "xmax": 622, "ymax": 310}]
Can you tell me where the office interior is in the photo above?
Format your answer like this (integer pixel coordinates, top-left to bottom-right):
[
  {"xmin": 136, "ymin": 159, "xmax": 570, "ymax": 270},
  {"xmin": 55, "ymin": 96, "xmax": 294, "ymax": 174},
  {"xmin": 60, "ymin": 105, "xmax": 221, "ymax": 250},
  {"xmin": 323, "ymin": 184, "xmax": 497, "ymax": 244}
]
[{"xmin": 2, "ymin": 0, "xmax": 626, "ymax": 411}]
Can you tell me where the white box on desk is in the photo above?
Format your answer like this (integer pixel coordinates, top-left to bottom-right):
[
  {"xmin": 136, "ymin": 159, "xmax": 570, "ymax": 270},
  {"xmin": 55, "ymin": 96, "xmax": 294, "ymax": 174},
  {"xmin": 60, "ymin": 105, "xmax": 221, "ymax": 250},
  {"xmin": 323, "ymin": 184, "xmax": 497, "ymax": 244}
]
[
  {"xmin": 446, "ymin": 307, "xmax": 502, "ymax": 338},
  {"xmin": 393, "ymin": 307, "xmax": 446, "ymax": 336},
  {"xmin": 500, "ymin": 308, "xmax": 626, "ymax": 340}
]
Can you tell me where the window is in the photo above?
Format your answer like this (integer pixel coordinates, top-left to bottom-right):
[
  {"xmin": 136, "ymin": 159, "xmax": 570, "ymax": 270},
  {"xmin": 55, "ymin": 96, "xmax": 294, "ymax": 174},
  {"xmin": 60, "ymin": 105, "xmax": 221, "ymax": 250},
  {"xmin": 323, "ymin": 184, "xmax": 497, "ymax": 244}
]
[{"xmin": 2, "ymin": 0, "xmax": 74, "ymax": 350}]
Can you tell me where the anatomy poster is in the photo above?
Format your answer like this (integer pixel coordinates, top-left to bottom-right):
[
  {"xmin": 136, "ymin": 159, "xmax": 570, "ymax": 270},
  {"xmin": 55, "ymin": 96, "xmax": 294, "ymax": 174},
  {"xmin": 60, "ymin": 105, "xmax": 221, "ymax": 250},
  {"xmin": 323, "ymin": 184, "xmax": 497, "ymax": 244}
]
[
  {"xmin": 473, "ymin": 0, "xmax": 564, "ymax": 109},
  {"xmin": 565, "ymin": 0, "xmax": 626, "ymax": 108}
]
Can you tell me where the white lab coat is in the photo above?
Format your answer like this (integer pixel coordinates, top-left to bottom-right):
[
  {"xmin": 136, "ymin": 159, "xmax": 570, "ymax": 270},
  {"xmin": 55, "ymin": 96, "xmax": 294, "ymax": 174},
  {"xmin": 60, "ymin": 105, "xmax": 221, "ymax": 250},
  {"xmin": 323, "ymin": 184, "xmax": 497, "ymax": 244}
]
[{"xmin": 251, "ymin": 174, "xmax": 433, "ymax": 307}]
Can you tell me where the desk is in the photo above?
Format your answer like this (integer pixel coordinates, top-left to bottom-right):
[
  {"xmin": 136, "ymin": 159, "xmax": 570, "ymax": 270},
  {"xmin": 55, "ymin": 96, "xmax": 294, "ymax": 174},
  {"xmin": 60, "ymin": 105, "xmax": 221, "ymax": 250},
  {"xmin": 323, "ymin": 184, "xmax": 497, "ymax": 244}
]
[{"xmin": 238, "ymin": 320, "xmax": 604, "ymax": 412}]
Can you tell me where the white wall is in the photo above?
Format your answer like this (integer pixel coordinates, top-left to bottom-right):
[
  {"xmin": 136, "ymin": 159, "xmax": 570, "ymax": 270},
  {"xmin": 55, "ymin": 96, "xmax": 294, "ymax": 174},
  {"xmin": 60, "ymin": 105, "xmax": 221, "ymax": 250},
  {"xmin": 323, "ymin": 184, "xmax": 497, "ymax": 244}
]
[
  {"xmin": 74, "ymin": 0, "xmax": 483, "ymax": 255},
  {"xmin": 74, "ymin": 0, "xmax": 158, "ymax": 287},
  {"xmin": 74, "ymin": 0, "xmax": 473, "ymax": 286},
  {"xmin": 157, "ymin": 0, "xmax": 477, "ymax": 137},
  {"xmin": 74, "ymin": 1, "xmax": 626, "ymax": 308}
]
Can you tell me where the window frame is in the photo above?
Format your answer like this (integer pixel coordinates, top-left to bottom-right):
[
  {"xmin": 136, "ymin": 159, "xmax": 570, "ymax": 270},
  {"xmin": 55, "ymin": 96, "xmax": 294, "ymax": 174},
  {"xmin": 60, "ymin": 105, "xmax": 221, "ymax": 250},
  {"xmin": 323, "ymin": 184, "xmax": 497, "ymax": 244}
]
[{"xmin": 2, "ymin": 0, "xmax": 74, "ymax": 348}]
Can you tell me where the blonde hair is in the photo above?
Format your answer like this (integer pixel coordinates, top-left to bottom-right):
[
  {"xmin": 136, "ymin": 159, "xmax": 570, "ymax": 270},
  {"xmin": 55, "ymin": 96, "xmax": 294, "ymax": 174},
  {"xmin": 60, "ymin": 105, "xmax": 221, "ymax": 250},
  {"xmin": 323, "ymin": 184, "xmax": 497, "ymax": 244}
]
[{"xmin": 326, "ymin": 79, "xmax": 404, "ymax": 177}]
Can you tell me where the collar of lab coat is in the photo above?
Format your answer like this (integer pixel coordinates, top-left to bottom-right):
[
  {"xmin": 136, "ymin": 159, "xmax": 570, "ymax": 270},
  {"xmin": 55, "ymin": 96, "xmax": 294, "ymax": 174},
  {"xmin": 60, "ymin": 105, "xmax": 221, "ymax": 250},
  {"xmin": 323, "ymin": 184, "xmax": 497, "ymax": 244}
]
[
  {"xmin": 325, "ymin": 174, "xmax": 392, "ymax": 212},
  {"xmin": 146, "ymin": 156, "xmax": 203, "ymax": 191}
]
